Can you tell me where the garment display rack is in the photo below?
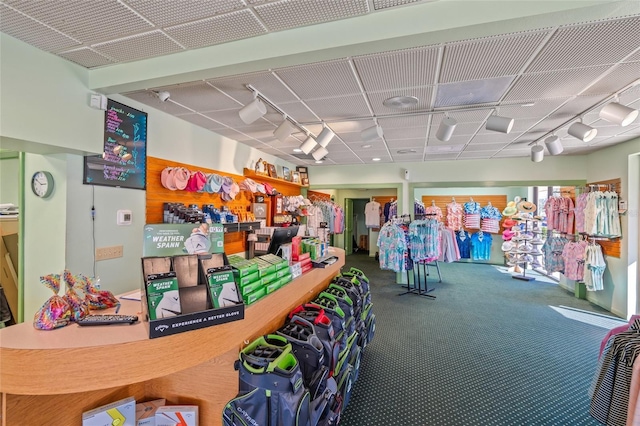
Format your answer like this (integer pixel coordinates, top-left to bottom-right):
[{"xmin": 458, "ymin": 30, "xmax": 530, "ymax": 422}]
[{"xmin": 397, "ymin": 213, "xmax": 441, "ymax": 300}]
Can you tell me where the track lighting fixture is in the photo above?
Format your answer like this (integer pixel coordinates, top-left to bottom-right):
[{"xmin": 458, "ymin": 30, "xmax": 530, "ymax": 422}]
[
  {"xmin": 486, "ymin": 114, "xmax": 514, "ymax": 134},
  {"xmin": 154, "ymin": 91, "xmax": 170, "ymax": 102},
  {"xmin": 436, "ymin": 116, "xmax": 457, "ymax": 142},
  {"xmin": 530, "ymin": 144, "xmax": 544, "ymax": 163},
  {"xmin": 316, "ymin": 126, "xmax": 335, "ymax": 148},
  {"xmin": 239, "ymin": 98, "xmax": 267, "ymax": 124},
  {"xmin": 300, "ymin": 136, "xmax": 317, "ymax": 155},
  {"xmin": 544, "ymin": 135, "xmax": 563, "ymax": 156},
  {"xmin": 599, "ymin": 102, "xmax": 639, "ymax": 127},
  {"xmin": 312, "ymin": 146, "xmax": 329, "ymax": 161},
  {"xmin": 568, "ymin": 120, "xmax": 597, "ymax": 142},
  {"xmin": 274, "ymin": 117, "xmax": 296, "ymax": 142},
  {"xmin": 361, "ymin": 125, "xmax": 383, "ymax": 142}
]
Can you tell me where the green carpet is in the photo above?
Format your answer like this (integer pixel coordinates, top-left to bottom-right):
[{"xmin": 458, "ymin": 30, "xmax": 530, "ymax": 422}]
[{"xmin": 340, "ymin": 253, "xmax": 621, "ymax": 425}]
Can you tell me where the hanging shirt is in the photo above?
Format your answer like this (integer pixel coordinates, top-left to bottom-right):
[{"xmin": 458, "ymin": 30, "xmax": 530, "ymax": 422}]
[
  {"xmin": 470, "ymin": 231, "xmax": 492, "ymax": 261},
  {"xmin": 456, "ymin": 230, "xmax": 472, "ymax": 259},
  {"xmin": 446, "ymin": 202, "xmax": 463, "ymax": 231},
  {"xmin": 561, "ymin": 240, "xmax": 588, "ymax": 281},
  {"xmin": 365, "ymin": 201, "xmax": 381, "ymax": 228}
]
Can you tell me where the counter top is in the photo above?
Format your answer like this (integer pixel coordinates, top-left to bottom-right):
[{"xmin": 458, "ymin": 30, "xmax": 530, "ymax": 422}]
[{"xmin": 0, "ymin": 248, "xmax": 345, "ymax": 396}]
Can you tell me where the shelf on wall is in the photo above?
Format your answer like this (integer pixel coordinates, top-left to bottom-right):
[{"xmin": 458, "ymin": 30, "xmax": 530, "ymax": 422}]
[{"xmin": 243, "ymin": 168, "xmax": 308, "ymax": 189}]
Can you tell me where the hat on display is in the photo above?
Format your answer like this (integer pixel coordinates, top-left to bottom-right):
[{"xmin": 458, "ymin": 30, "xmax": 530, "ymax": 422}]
[
  {"xmin": 255, "ymin": 183, "xmax": 266, "ymax": 194},
  {"xmin": 221, "ymin": 177, "xmax": 234, "ymax": 194},
  {"xmin": 502, "ymin": 201, "xmax": 518, "ymax": 217},
  {"xmin": 517, "ymin": 200, "xmax": 537, "ymax": 213},
  {"xmin": 205, "ymin": 174, "xmax": 224, "ymax": 194},
  {"xmin": 227, "ymin": 182, "xmax": 240, "ymax": 200},
  {"xmin": 165, "ymin": 168, "xmax": 178, "ymax": 190},
  {"xmin": 173, "ymin": 167, "xmax": 190, "ymax": 190},
  {"xmin": 501, "ymin": 241, "xmax": 514, "ymax": 251},
  {"xmin": 263, "ymin": 183, "xmax": 276, "ymax": 196},
  {"xmin": 503, "ymin": 218, "xmax": 517, "ymax": 228},
  {"xmin": 240, "ymin": 178, "xmax": 258, "ymax": 193},
  {"xmin": 161, "ymin": 167, "xmax": 173, "ymax": 189},
  {"xmin": 502, "ymin": 230, "xmax": 515, "ymax": 241},
  {"xmin": 185, "ymin": 170, "xmax": 207, "ymax": 192}
]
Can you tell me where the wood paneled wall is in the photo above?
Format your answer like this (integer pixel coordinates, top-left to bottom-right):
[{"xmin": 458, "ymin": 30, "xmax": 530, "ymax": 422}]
[
  {"xmin": 421, "ymin": 195, "xmax": 508, "ymax": 233},
  {"xmin": 146, "ymin": 158, "xmax": 303, "ymax": 255}
]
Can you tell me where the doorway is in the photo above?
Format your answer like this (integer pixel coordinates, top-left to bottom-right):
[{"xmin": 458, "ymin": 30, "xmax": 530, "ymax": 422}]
[{"xmin": 345, "ymin": 198, "xmax": 370, "ymax": 255}]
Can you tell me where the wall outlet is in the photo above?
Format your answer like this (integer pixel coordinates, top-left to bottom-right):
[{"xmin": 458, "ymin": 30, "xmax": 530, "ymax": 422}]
[{"xmin": 96, "ymin": 245, "xmax": 123, "ymax": 261}]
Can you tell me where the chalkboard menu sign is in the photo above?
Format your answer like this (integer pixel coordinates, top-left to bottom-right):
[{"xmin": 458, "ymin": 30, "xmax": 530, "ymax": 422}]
[{"xmin": 83, "ymin": 99, "xmax": 147, "ymax": 190}]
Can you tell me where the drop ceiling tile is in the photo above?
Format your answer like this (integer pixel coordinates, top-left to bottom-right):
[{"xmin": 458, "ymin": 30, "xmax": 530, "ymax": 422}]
[
  {"xmin": 93, "ymin": 30, "xmax": 183, "ymax": 62},
  {"xmin": 499, "ymin": 97, "xmax": 571, "ymax": 120},
  {"xmin": 425, "ymin": 144, "xmax": 465, "ymax": 153},
  {"xmin": 275, "ymin": 101, "xmax": 319, "ymax": 123},
  {"xmin": 373, "ymin": 0, "xmax": 431, "ymax": 10},
  {"xmin": 0, "ymin": 3, "xmax": 80, "ymax": 52},
  {"xmin": 5, "ymin": 0, "xmax": 152, "ymax": 45},
  {"xmin": 177, "ymin": 113, "xmax": 228, "ymax": 130},
  {"xmin": 436, "ymin": 77, "xmax": 513, "ymax": 108},
  {"xmin": 377, "ymin": 115, "xmax": 430, "ymax": 129},
  {"xmin": 368, "ymin": 87, "xmax": 434, "ymax": 115},
  {"xmin": 428, "ymin": 121, "xmax": 483, "ymax": 137},
  {"xmin": 208, "ymin": 71, "xmax": 298, "ymax": 105},
  {"xmin": 202, "ymin": 108, "xmax": 259, "ymax": 129},
  {"xmin": 465, "ymin": 143, "xmax": 508, "ymax": 152},
  {"xmin": 457, "ymin": 150, "xmax": 496, "ymax": 159},
  {"xmin": 254, "ymin": 0, "xmax": 369, "ymax": 32},
  {"xmin": 383, "ymin": 127, "xmax": 427, "ymax": 140},
  {"xmin": 354, "ymin": 45, "xmax": 440, "ymax": 91},
  {"xmin": 582, "ymin": 62, "xmax": 640, "ymax": 96},
  {"xmin": 165, "ymin": 9, "xmax": 266, "ymax": 49},
  {"xmin": 149, "ymin": 81, "xmax": 241, "ymax": 112},
  {"xmin": 504, "ymin": 66, "xmax": 610, "ymax": 101},
  {"xmin": 57, "ymin": 47, "xmax": 114, "ymax": 68},
  {"xmin": 392, "ymin": 154, "xmax": 423, "ymax": 162},
  {"xmin": 124, "ymin": 0, "xmax": 245, "ymax": 27},
  {"xmin": 624, "ymin": 49, "xmax": 640, "ymax": 63},
  {"xmin": 275, "ymin": 60, "xmax": 361, "ymax": 100},
  {"xmin": 492, "ymin": 150, "xmax": 530, "ymax": 158},
  {"xmin": 427, "ymin": 134, "xmax": 472, "ymax": 146},
  {"xmin": 440, "ymin": 31, "xmax": 549, "ymax": 83},
  {"xmin": 304, "ymin": 95, "xmax": 371, "ymax": 121},
  {"xmin": 527, "ymin": 17, "xmax": 640, "ymax": 72},
  {"xmin": 123, "ymin": 91, "xmax": 194, "ymax": 115},
  {"xmin": 424, "ymin": 153, "xmax": 458, "ymax": 161},
  {"xmin": 386, "ymin": 139, "xmax": 426, "ymax": 149}
]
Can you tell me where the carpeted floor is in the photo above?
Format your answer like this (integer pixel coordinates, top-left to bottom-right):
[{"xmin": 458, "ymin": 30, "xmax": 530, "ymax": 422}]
[{"xmin": 339, "ymin": 253, "xmax": 623, "ymax": 426}]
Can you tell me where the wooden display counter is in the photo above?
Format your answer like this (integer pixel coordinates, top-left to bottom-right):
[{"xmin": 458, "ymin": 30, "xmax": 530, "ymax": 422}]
[{"xmin": 0, "ymin": 248, "xmax": 345, "ymax": 426}]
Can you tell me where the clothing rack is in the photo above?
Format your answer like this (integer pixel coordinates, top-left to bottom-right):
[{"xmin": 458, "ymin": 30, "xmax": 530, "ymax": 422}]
[{"xmin": 399, "ymin": 260, "xmax": 437, "ymax": 299}]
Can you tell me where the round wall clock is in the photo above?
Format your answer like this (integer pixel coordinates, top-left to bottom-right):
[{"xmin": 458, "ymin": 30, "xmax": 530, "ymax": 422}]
[{"xmin": 31, "ymin": 171, "xmax": 54, "ymax": 198}]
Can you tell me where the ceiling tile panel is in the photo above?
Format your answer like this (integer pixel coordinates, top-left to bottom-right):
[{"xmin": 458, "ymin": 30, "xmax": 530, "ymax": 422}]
[
  {"xmin": 464, "ymin": 143, "xmax": 507, "ymax": 152},
  {"xmin": 426, "ymin": 135, "xmax": 472, "ymax": 146},
  {"xmin": 254, "ymin": 0, "xmax": 369, "ymax": 32},
  {"xmin": 123, "ymin": 91, "xmax": 194, "ymax": 115},
  {"xmin": 275, "ymin": 60, "xmax": 361, "ymax": 100},
  {"xmin": 124, "ymin": 0, "xmax": 245, "ymax": 27},
  {"xmin": 624, "ymin": 49, "xmax": 640, "ymax": 63},
  {"xmin": 57, "ymin": 47, "xmax": 114, "ymax": 68},
  {"xmin": 424, "ymin": 153, "xmax": 458, "ymax": 161},
  {"xmin": 582, "ymin": 62, "xmax": 640, "ymax": 96},
  {"xmin": 176, "ymin": 113, "xmax": 228, "ymax": 130},
  {"xmin": 5, "ymin": 0, "xmax": 152, "ymax": 45},
  {"xmin": 425, "ymin": 144, "xmax": 465, "ymax": 153},
  {"xmin": 165, "ymin": 9, "xmax": 265, "ymax": 49},
  {"xmin": 149, "ymin": 81, "xmax": 242, "ymax": 112},
  {"xmin": 304, "ymin": 95, "xmax": 371, "ymax": 121},
  {"xmin": 428, "ymin": 121, "xmax": 483, "ymax": 137},
  {"xmin": 467, "ymin": 132, "xmax": 517, "ymax": 144},
  {"xmin": 383, "ymin": 127, "xmax": 427, "ymax": 140},
  {"xmin": 391, "ymin": 154, "xmax": 423, "ymax": 162},
  {"xmin": 373, "ymin": 0, "xmax": 430, "ymax": 10},
  {"xmin": 0, "ymin": 4, "xmax": 80, "ymax": 52},
  {"xmin": 208, "ymin": 71, "xmax": 298, "ymax": 105},
  {"xmin": 368, "ymin": 87, "xmax": 434, "ymax": 115},
  {"xmin": 440, "ymin": 31, "xmax": 549, "ymax": 83},
  {"xmin": 504, "ymin": 66, "xmax": 609, "ymax": 101},
  {"xmin": 386, "ymin": 139, "xmax": 425, "ymax": 149},
  {"xmin": 499, "ymin": 97, "xmax": 571, "ymax": 120},
  {"xmin": 457, "ymin": 150, "xmax": 496, "ymax": 159},
  {"xmin": 435, "ymin": 77, "xmax": 513, "ymax": 107},
  {"xmin": 275, "ymin": 101, "xmax": 319, "ymax": 123},
  {"xmin": 202, "ymin": 108, "xmax": 260, "ymax": 129},
  {"xmin": 92, "ymin": 30, "xmax": 183, "ymax": 62},
  {"xmin": 353, "ymin": 46, "xmax": 440, "ymax": 91},
  {"xmin": 377, "ymin": 115, "xmax": 430, "ymax": 129},
  {"xmin": 527, "ymin": 17, "xmax": 640, "ymax": 72}
]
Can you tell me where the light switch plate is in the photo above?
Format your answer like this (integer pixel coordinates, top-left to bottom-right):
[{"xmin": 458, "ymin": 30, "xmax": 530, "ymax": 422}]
[{"xmin": 117, "ymin": 209, "xmax": 132, "ymax": 225}]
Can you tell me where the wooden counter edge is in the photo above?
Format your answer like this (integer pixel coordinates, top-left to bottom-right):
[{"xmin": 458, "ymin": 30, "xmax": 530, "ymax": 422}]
[{"xmin": 0, "ymin": 249, "xmax": 345, "ymax": 395}]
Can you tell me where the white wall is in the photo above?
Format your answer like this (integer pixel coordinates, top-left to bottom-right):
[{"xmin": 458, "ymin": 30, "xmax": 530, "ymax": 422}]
[
  {"xmin": 0, "ymin": 157, "xmax": 19, "ymax": 206},
  {"xmin": 2, "ymin": 36, "xmax": 298, "ymax": 319},
  {"xmin": 584, "ymin": 137, "xmax": 640, "ymax": 318}
]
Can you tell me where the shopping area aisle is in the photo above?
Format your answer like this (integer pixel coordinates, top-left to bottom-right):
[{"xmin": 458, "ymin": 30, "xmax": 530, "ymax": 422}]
[{"xmin": 340, "ymin": 253, "xmax": 620, "ymax": 425}]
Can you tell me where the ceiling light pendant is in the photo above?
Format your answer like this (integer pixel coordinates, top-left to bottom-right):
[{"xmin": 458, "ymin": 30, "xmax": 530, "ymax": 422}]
[
  {"xmin": 361, "ymin": 125, "xmax": 384, "ymax": 142},
  {"xmin": 239, "ymin": 98, "xmax": 267, "ymax": 124},
  {"xmin": 436, "ymin": 116, "xmax": 457, "ymax": 142},
  {"xmin": 599, "ymin": 102, "xmax": 639, "ymax": 127},
  {"xmin": 300, "ymin": 136, "xmax": 317, "ymax": 155},
  {"xmin": 544, "ymin": 135, "xmax": 564, "ymax": 156},
  {"xmin": 530, "ymin": 144, "xmax": 544, "ymax": 163},
  {"xmin": 486, "ymin": 114, "xmax": 514, "ymax": 134},
  {"xmin": 274, "ymin": 117, "xmax": 296, "ymax": 142},
  {"xmin": 316, "ymin": 126, "xmax": 335, "ymax": 148},
  {"xmin": 312, "ymin": 146, "xmax": 329, "ymax": 161},
  {"xmin": 568, "ymin": 121, "xmax": 597, "ymax": 142}
]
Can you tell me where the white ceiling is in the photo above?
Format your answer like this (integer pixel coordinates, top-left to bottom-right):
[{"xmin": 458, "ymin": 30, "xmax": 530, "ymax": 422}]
[{"xmin": 2, "ymin": 0, "xmax": 640, "ymax": 166}]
